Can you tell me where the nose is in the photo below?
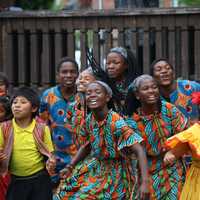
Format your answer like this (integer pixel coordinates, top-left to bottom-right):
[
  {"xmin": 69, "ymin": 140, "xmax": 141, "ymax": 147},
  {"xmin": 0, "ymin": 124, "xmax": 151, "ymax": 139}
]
[{"xmin": 107, "ymin": 63, "xmax": 115, "ymax": 70}]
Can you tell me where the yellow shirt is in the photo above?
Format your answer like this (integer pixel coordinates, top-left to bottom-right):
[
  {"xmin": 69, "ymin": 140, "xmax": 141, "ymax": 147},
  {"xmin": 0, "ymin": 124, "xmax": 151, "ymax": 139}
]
[{"xmin": 0, "ymin": 118, "xmax": 54, "ymax": 176}]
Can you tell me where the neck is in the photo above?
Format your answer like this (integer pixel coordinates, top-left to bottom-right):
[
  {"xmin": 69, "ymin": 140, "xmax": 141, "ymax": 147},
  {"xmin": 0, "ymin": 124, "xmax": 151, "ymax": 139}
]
[
  {"xmin": 93, "ymin": 107, "xmax": 109, "ymax": 121},
  {"xmin": 141, "ymin": 103, "xmax": 159, "ymax": 116},
  {"xmin": 159, "ymin": 81, "xmax": 176, "ymax": 98},
  {"xmin": 60, "ymin": 85, "xmax": 76, "ymax": 100},
  {"xmin": 15, "ymin": 117, "xmax": 33, "ymax": 128}
]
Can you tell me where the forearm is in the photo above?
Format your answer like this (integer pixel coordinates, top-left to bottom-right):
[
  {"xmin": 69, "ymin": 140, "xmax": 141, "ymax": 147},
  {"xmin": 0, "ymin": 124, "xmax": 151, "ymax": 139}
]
[
  {"xmin": 130, "ymin": 143, "xmax": 149, "ymax": 182},
  {"xmin": 70, "ymin": 142, "xmax": 91, "ymax": 167},
  {"xmin": 171, "ymin": 143, "xmax": 190, "ymax": 159}
]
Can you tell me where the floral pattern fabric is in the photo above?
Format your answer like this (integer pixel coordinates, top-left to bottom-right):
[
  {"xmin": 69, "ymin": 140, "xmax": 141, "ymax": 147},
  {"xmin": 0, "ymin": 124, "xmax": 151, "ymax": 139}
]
[{"xmin": 39, "ymin": 86, "xmax": 77, "ymax": 182}]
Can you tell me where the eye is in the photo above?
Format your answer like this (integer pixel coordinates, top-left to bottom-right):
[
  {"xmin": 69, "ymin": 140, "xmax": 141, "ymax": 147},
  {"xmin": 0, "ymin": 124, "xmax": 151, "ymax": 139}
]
[{"xmin": 154, "ymin": 66, "xmax": 161, "ymax": 71}]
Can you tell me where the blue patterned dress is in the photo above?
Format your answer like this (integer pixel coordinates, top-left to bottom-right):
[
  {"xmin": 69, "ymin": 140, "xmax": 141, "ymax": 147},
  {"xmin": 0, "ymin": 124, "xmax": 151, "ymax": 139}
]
[
  {"xmin": 39, "ymin": 86, "xmax": 77, "ymax": 182},
  {"xmin": 162, "ymin": 79, "xmax": 200, "ymax": 122}
]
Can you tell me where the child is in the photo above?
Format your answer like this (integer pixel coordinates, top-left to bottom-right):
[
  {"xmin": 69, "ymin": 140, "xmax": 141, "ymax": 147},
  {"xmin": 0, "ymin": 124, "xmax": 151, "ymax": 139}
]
[
  {"xmin": 54, "ymin": 81, "xmax": 149, "ymax": 200},
  {"xmin": 0, "ymin": 96, "xmax": 12, "ymax": 200},
  {"xmin": 0, "ymin": 87, "xmax": 55, "ymax": 200},
  {"xmin": 0, "ymin": 72, "xmax": 9, "ymax": 97},
  {"xmin": 164, "ymin": 91, "xmax": 200, "ymax": 200}
]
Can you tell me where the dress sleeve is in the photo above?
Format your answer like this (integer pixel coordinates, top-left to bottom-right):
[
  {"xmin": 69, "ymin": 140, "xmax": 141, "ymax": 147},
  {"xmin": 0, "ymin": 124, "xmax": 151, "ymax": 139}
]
[
  {"xmin": 116, "ymin": 118, "xmax": 143, "ymax": 151},
  {"xmin": 171, "ymin": 105, "xmax": 189, "ymax": 134},
  {"xmin": 39, "ymin": 91, "xmax": 50, "ymax": 123},
  {"xmin": 166, "ymin": 123, "xmax": 200, "ymax": 158}
]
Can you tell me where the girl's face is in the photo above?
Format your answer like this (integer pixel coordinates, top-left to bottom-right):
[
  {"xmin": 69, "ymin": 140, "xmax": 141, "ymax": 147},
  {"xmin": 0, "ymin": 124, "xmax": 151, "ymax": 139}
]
[
  {"xmin": 153, "ymin": 60, "xmax": 174, "ymax": 87},
  {"xmin": 86, "ymin": 83, "xmax": 110, "ymax": 110},
  {"xmin": 106, "ymin": 52, "xmax": 127, "ymax": 80},
  {"xmin": 12, "ymin": 96, "xmax": 37, "ymax": 120},
  {"xmin": 0, "ymin": 103, "xmax": 6, "ymax": 122},
  {"xmin": 135, "ymin": 79, "xmax": 159, "ymax": 105},
  {"xmin": 76, "ymin": 70, "xmax": 96, "ymax": 92}
]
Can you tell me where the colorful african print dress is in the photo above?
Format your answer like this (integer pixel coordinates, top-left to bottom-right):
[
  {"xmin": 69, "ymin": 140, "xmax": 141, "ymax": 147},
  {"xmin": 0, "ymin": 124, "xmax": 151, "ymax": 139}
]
[
  {"xmin": 165, "ymin": 122, "xmax": 200, "ymax": 200},
  {"xmin": 53, "ymin": 110, "xmax": 143, "ymax": 200},
  {"xmin": 39, "ymin": 86, "xmax": 77, "ymax": 182},
  {"xmin": 65, "ymin": 94, "xmax": 86, "ymax": 148},
  {"xmin": 126, "ymin": 101, "xmax": 188, "ymax": 200},
  {"xmin": 162, "ymin": 79, "xmax": 200, "ymax": 122}
]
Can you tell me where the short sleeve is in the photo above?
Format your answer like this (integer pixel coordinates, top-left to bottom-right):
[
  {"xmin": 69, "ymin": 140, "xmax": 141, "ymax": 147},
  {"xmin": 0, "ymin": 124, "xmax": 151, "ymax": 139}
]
[
  {"xmin": 171, "ymin": 105, "xmax": 189, "ymax": 134},
  {"xmin": 39, "ymin": 91, "xmax": 50, "ymax": 122},
  {"xmin": 116, "ymin": 119, "xmax": 143, "ymax": 151}
]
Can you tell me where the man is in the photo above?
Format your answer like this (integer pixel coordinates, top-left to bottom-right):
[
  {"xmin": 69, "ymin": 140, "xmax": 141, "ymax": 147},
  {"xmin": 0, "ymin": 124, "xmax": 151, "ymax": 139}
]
[{"xmin": 39, "ymin": 57, "xmax": 79, "ymax": 185}]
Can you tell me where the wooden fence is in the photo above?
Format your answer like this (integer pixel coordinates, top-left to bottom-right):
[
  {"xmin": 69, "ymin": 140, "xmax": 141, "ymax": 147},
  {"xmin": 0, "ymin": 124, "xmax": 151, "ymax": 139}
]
[{"xmin": 0, "ymin": 7, "xmax": 200, "ymax": 90}]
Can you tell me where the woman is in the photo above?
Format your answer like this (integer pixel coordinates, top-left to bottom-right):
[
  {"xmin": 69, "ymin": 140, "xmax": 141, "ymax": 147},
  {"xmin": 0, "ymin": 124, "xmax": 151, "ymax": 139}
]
[
  {"xmin": 54, "ymin": 81, "xmax": 149, "ymax": 200},
  {"xmin": 124, "ymin": 74, "xmax": 188, "ymax": 200},
  {"xmin": 164, "ymin": 91, "xmax": 200, "ymax": 200},
  {"xmin": 65, "ymin": 67, "xmax": 97, "ymax": 147},
  {"xmin": 105, "ymin": 47, "xmax": 138, "ymax": 114}
]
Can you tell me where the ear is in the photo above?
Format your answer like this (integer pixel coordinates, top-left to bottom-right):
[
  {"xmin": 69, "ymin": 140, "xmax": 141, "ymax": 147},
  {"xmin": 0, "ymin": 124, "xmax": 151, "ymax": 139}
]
[
  {"xmin": 135, "ymin": 91, "xmax": 140, "ymax": 100},
  {"xmin": 105, "ymin": 94, "xmax": 111, "ymax": 103},
  {"xmin": 31, "ymin": 106, "xmax": 38, "ymax": 114}
]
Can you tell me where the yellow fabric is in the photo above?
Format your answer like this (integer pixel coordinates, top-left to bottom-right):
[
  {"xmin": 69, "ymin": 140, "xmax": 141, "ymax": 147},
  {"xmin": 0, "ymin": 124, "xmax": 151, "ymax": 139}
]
[
  {"xmin": 166, "ymin": 123, "xmax": 200, "ymax": 159},
  {"xmin": 0, "ymin": 118, "xmax": 54, "ymax": 176},
  {"xmin": 180, "ymin": 161, "xmax": 200, "ymax": 200}
]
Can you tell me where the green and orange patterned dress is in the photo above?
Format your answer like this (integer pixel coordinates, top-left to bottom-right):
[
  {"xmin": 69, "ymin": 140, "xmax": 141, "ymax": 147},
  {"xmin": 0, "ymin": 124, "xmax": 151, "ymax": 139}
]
[
  {"xmin": 126, "ymin": 101, "xmax": 188, "ymax": 200},
  {"xmin": 53, "ymin": 110, "xmax": 143, "ymax": 200}
]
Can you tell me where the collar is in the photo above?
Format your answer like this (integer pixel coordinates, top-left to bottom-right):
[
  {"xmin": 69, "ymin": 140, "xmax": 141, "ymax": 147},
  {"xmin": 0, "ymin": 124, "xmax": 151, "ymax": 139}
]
[{"xmin": 12, "ymin": 118, "xmax": 36, "ymax": 133}]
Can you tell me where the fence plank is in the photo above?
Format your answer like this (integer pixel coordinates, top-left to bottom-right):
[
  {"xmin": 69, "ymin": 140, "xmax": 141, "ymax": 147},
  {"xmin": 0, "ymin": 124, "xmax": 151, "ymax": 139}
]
[{"xmin": 37, "ymin": 19, "xmax": 50, "ymax": 86}]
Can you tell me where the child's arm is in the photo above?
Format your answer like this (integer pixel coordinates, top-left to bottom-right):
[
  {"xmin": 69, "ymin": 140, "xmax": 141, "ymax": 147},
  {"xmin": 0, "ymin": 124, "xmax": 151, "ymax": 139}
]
[
  {"xmin": 128, "ymin": 143, "xmax": 149, "ymax": 200},
  {"xmin": 164, "ymin": 143, "xmax": 190, "ymax": 164},
  {"xmin": 59, "ymin": 142, "xmax": 91, "ymax": 179}
]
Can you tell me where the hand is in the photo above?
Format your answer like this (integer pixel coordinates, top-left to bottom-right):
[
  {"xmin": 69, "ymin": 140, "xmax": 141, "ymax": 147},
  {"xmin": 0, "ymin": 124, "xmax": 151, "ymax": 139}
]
[
  {"xmin": 138, "ymin": 180, "xmax": 149, "ymax": 200},
  {"xmin": 59, "ymin": 164, "xmax": 73, "ymax": 179},
  {"xmin": 46, "ymin": 156, "xmax": 56, "ymax": 174},
  {"xmin": 163, "ymin": 151, "xmax": 176, "ymax": 164},
  {"xmin": 0, "ymin": 148, "xmax": 6, "ymax": 162}
]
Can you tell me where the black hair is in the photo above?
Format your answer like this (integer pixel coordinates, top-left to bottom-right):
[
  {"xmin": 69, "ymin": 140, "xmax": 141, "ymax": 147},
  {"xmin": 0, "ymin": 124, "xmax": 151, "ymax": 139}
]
[
  {"xmin": 56, "ymin": 57, "xmax": 79, "ymax": 73},
  {"xmin": 0, "ymin": 96, "xmax": 12, "ymax": 121},
  {"xmin": 86, "ymin": 48, "xmax": 139, "ymax": 114},
  {"xmin": 0, "ymin": 72, "xmax": 9, "ymax": 89},
  {"xmin": 150, "ymin": 58, "xmax": 174, "ymax": 76},
  {"xmin": 11, "ymin": 86, "xmax": 40, "ymax": 117}
]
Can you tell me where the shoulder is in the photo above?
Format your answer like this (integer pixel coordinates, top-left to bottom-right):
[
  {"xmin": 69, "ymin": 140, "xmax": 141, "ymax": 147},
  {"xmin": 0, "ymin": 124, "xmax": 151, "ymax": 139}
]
[
  {"xmin": 41, "ymin": 86, "xmax": 58, "ymax": 97},
  {"xmin": 177, "ymin": 79, "xmax": 200, "ymax": 93}
]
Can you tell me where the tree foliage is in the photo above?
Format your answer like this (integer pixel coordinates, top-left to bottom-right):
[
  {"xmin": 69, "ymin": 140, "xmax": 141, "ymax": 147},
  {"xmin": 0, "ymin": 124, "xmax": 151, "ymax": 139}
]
[
  {"xmin": 179, "ymin": 0, "xmax": 200, "ymax": 6},
  {"xmin": 17, "ymin": 0, "xmax": 54, "ymax": 10}
]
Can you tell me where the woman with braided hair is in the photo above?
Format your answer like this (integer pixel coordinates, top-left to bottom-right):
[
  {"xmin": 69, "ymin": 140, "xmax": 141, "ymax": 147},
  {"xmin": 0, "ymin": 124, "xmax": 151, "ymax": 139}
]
[{"xmin": 87, "ymin": 47, "xmax": 139, "ymax": 115}]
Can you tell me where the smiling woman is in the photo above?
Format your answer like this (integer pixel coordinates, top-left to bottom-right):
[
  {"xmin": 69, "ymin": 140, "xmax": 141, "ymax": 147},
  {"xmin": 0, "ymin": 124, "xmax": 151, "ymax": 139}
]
[
  {"xmin": 125, "ymin": 74, "xmax": 188, "ymax": 200},
  {"xmin": 54, "ymin": 81, "xmax": 149, "ymax": 200}
]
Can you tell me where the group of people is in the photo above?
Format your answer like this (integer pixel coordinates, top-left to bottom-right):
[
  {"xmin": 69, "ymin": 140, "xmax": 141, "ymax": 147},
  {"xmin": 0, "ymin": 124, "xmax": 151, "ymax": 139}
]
[{"xmin": 0, "ymin": 46, "xmax": 200, "ymax": 200}]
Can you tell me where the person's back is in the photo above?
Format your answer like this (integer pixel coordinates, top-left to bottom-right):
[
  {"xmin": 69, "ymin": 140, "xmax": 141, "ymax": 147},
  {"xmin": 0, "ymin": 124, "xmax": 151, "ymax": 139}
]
[{"xmin": 0, "ymin": 87, "xmax": 54, "ymax": 200}]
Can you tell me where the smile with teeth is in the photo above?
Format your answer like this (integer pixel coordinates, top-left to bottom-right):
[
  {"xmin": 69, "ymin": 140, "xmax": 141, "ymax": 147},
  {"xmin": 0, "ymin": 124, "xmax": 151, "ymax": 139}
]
[{"xmin": 89, "ymin": 99, "xmax": 97, "ymax": 105}]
